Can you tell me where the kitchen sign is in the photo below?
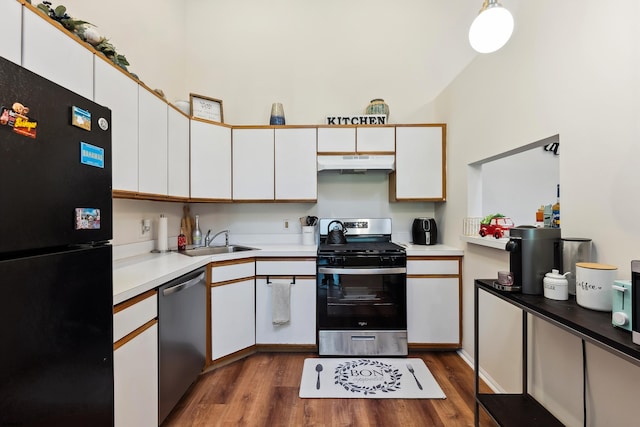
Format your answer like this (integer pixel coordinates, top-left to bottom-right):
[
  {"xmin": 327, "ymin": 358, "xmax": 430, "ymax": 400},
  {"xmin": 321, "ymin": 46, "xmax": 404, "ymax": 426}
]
[{"xmin": 326, "ymin": 114, "xmax": 386, "ymax": 125}]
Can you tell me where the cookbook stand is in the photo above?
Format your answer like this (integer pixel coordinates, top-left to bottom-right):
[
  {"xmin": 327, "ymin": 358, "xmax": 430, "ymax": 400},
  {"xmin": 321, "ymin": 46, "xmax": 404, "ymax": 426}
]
[{"xmin": 474, "ymin": 279, "xmax": 640, "ymax": 426}]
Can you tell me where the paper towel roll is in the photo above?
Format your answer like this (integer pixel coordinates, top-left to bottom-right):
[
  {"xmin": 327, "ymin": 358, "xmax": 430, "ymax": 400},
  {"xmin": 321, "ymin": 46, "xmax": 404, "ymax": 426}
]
[{"xmin": 158, "ymin": 215, "xmax": 169, "ymax": 252}]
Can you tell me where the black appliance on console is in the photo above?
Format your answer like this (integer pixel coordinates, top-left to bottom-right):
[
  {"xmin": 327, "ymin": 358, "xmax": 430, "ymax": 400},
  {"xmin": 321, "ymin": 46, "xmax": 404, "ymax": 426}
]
[
  {"xmin": 0, "ymin": 56, "xmax": 113, "ymax": 426},
  {"xmin": 317, "ymin": 218, "xmax": 408, "ymax": 356}
]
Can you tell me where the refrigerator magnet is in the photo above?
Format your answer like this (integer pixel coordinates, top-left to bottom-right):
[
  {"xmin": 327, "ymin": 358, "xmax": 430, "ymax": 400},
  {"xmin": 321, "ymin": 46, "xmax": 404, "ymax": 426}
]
[
  {"xmin": 98, "ymin": 117, "xmax": 109, "ymax": 131},
  {"xmin": 71, "ymin": 106, "xmax": 91, "ymax": 131},
  {"xmin": 75, "ymin": 208, "xmax": 101, "ymax": 230},
  {"xmin": 80, "ymin": 142, "xmax": 105, "ymax": 168}
]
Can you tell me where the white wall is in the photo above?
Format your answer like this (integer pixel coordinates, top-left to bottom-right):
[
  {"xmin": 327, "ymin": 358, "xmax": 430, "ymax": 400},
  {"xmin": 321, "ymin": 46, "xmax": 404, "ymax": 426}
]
[
  {"xmin": 435, "ymin": 1, "xmax": 640, "ymax": 425},
  {"xmin": 62, "ymin": 0, "xmax": 187, "ymax": 102}
]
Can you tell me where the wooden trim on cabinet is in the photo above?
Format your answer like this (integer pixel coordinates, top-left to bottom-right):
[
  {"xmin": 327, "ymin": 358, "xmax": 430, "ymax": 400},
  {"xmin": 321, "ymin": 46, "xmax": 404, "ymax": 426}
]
[
  {"xmin": 208, "ymin": 346, "xmax": 257, "ymax": 370},
  {"xmin": 409, "ymin": 343, "xmax": 461, "ymax": 351},
  {"xmin": 255, "ymin": 257, "xmax": 316, "ymax": 262},
  {"xmin": 210, "ymin": 258, "xmax": 255, "ymax": 268},
  {"xmin": 210, "ymin": 277, "xmax": 255, "ymax": 288},
  {"xmin": 190, "ymin": 116, "xmax": 233, "ymax": 127},
  {"xmin": 113, "ymin": 319, "xmax": 157, "ymax": 351},
  {"xmin": 113, "ymin": 289, "xmax": 156, "ymax": 314},
  {"xmin": 255, "ymin": 344, "xmax": 317, "ymax": 353}
]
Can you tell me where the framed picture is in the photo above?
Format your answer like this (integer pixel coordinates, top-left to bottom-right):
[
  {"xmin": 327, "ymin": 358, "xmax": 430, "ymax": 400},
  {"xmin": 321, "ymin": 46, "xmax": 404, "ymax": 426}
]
[{"xmin": 189, "ymin": 93, "xmax": 224, "ymax": 123}]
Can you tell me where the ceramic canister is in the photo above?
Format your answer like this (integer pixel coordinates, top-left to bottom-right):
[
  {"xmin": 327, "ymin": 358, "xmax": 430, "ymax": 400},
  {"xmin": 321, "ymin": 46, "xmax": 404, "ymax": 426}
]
[{"xmin": 575, "ymin": 262, "xmax": 617, "ymax": 311}]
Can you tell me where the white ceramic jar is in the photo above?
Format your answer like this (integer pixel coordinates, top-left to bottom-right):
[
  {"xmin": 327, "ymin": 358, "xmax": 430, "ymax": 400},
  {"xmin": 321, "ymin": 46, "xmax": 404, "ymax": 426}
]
[
  {"xmin": 543, "ymin": 269, "xmax": 569, "ymax": 300},
  {"xmin": 575, "ymin": 262, "xmax": 617, "ymax": 311}
]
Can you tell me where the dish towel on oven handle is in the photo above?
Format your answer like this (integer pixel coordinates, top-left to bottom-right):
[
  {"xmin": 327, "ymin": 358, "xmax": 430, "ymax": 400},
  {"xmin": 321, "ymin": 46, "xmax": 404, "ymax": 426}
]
[{"xmin": 272, "ymin": 280, "xmax": 291, "ymax": 324}]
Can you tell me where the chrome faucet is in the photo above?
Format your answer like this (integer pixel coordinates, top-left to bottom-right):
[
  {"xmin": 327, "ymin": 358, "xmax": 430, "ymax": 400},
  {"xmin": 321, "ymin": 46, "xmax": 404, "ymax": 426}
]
[{"xmin": 205, "ymin": 229, "xmax": 230, "ymax": 247}]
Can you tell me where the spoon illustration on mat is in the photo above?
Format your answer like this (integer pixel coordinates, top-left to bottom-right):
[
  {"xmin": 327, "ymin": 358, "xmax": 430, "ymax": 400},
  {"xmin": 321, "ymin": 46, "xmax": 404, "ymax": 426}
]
[
  {"xmin": 315, "ymin": 363, "xmax": 323, "ymax": 389},
  {"xmin": 407, "ymin": 363, "xmax": 423, "ymax": 390}
]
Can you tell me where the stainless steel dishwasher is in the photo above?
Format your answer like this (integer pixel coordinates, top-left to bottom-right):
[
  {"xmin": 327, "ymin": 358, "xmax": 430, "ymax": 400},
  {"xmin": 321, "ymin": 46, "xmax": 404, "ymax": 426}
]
[{"xmin": 158, "ymin": 266, "xmax": 206, "ymax": 424}]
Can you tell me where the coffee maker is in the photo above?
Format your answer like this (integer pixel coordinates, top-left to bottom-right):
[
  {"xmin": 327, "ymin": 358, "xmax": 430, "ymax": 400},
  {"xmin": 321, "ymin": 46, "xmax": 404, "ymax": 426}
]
[{"xmin": 505, "ymin": 226, "xmax": 561, "ymax": 294}]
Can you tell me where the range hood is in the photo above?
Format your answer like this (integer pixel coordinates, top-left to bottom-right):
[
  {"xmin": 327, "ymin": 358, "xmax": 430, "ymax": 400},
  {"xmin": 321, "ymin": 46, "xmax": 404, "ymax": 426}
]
[{"xmin": 317, "ymin": 155, "xmax": 395, "ymax": 174}]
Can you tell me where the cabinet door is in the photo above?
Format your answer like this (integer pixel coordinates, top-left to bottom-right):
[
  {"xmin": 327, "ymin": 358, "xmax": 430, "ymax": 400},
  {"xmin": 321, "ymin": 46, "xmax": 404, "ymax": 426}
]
[
  {"xmin": 94, "ymin": 58, "xmax": 139, "ymax": 192},
  {"xmin": 211, "ymin": 280, "xmax": 255, "ymax": 360},
  {"xmin": 275, "ymin": 128, "xmax": 317, "ymax": 201},
  {"xmin": 232, "ymin": 128, "xmax": 274, "ymax": 200},
  {"xmin": 114, "ymin": 324, "xmax": 158, "ymax": 427},
  {"xmin": 0, "ymin": 1, "xmax": 21, "ymax": 64},
  {"xmin": 356, "ymin": 127, "xmax": 395, "ymax": 153},
  {"xmin": 22, "ymin": 9, "xmax": 94, "ymax": 99},
  {"xmin": 138, "ymin": 89, "xmax": 168, "ymax": 196},
  {"xmin": 167, "ymin": 107, "xmax": 190, "ymax": 198},
  {"xmin": 255, "ymin": 278, "xmax": 316, "ymax": 344},
  {"xmin": 190, "ymin": 120, "xmax": 232, "ymax": 200},
  {"xmin": 393, "ymin": 126, "xmax": 445, "ymax": 201},
  {"xmin": 407, "ymin": 277, "xmax": 460, "ymax": 345},
  {"xmin": 317, "ymin": 127, "xmax": 355, "ymax": 153}
]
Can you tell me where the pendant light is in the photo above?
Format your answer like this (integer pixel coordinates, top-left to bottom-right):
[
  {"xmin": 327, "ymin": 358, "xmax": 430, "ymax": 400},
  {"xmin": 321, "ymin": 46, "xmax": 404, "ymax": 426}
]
[{"xmin": 468, "ymin": 0, "xmax": 514, "ymax": 53}]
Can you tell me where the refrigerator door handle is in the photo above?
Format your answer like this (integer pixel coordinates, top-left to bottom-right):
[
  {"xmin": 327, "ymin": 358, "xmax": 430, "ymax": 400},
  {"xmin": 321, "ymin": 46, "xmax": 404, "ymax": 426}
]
[{"xmin": 162, "ymin": 273, "xmax": 205, "ymax": 296}]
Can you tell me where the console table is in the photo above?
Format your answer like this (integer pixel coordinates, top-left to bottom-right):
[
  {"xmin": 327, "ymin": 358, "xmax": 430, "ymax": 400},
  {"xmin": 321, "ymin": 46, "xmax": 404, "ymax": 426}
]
[{"xmin": 474, "ymin": 279, "xmax": 640, "ymax": 426}]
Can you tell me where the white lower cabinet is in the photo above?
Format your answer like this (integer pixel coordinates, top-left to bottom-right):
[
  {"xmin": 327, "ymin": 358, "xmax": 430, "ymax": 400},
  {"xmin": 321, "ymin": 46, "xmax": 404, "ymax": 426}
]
[
  {"xmin": 113, "ymin": 291, "xmax": 158, "ymax": 427},
  {"xmin": 210, "ymin": 260, "xmax": 255, "ymax": 361},
  {"xmin": 255, "ymin": 259, "xmax": 316, "ymax": 345},
  {"xmin": 406, "ymin": 257, "xmax": 461, "ymax": 347},
  {"xmin": 211, "ymin": 280, "xmax": 255, "ymax": 360},
  {"xmin": 255, "ymin": 277, "xmax": 316, "ymax": 344}
]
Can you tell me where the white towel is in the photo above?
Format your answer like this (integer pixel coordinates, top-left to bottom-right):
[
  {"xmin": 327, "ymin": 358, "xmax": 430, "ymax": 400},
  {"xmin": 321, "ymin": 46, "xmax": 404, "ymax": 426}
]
[{"xmin": 272, "ymin": 281, "xmax": 291, "ymax": 325}]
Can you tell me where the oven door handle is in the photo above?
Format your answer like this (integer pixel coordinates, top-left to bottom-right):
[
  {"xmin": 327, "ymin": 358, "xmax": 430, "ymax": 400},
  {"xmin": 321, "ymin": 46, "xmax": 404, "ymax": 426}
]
[{"xmin": 318, "ymin": 267, "xmax": 406, "ymax": 275}]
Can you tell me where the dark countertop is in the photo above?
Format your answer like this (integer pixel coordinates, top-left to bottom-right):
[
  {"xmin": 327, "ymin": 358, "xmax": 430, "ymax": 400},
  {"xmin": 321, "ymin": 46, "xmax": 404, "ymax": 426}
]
[{"xmin": 476, "ymin": 279, "xmax": 640, "ymax": 367}]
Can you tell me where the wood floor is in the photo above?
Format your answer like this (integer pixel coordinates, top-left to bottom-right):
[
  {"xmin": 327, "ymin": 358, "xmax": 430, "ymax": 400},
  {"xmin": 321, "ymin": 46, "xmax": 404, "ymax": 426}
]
[{"xmin": 162, "ymin": 351, "xmax": 497, "ymax": 427}]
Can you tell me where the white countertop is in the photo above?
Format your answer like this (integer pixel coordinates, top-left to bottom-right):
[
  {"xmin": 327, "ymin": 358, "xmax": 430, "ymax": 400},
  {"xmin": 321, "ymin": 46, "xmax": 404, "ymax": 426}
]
[
  {"xmin": 113, "ymin": 242, "xmax": 462, "ymax": 305},
  {"xmin": 113, "ymin": 244, "xmax": 317, "ymax": 305},
  {"xmin": 399, "ymin": 243, "xmax": 464, "ymax": 257}
]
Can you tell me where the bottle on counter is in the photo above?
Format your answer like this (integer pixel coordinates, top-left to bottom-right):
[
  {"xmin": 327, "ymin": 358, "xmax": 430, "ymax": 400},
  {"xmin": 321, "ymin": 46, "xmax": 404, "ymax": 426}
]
[
  {"xmin": 178, "ymin": 227, "xmax": 187, "ymax": 251},
  {"xmin": 193, "ymin": 215, "xmax": 202, "ymax": 246},
  {"xmin": 535, "ymin": 205, "xmax": 544, "ymax": 227},
  {"xmin": 552, "ymin": 184, "xmax": 560, "ymax": 228}
]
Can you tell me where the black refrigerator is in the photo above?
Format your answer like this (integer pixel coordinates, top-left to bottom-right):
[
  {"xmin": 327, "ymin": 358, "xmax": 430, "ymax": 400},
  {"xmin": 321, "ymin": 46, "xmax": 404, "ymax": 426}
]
[{"xmin": 0, "ymin": 56, "xmax": 114, "ymax": 426}]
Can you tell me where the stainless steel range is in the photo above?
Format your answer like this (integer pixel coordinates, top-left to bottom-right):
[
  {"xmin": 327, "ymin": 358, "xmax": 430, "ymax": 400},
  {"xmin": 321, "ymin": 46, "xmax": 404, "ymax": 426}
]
[{"xmin": 316, "ymin": 218, "xmax": 408, "ymax": 356}]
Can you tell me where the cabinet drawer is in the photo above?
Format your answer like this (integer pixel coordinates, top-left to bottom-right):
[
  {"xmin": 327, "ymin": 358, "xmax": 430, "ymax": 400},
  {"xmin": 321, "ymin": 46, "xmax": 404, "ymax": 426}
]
[
  {"xmin": 113, "ymin": 291, "xmax": 157, "ymax": 343},
  {"xmin": 256, "ymin": 259, "xmax": 316, "ymax": 276},
  {"xmin": 210, "ymin": 260, "xmax": 255, "ymax": 283},
  {"xmin": 407, "ymin": 259, "xmax": 460, "ymax": 276}
]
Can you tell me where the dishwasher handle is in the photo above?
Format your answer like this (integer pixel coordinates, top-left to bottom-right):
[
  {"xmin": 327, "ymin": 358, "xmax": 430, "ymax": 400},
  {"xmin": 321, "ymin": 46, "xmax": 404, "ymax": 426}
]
[{"xmin": 162, "ymin": 272, "xmax": 205, "ymax": 296}]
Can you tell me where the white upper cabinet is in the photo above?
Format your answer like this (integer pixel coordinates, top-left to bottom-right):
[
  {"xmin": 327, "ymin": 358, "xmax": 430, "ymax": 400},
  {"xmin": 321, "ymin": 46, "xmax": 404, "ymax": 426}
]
[
  {"xmin": 190, "ymin": 120, "xmax": 232, "ymax": 200},
  {"xmin": 356, "ymin": 127, "xmax": 395, "ymax": 153},
  {"xmin": 232, "ymin": 128, "xmax": 275, "ymax": 201},
  {"xmin": 317, "ymin": 127, "xmax": 356, "ymax": 153},
  {"xmin": 274, "ymin": 128, "xmax": 317, "ymax": 201},
  {"xmin": 138, "ymin": 89, "xmax": 168, "ymax": 196},
  {"xmin": 22, "ymin": 8, "xmax": 94, "ymax": 100},
  {"xmin": 167, "ymin": 107, "xmax": 190, "ymax": 198},
  {"xmin": 0, "ymin": 1, "xmax": 21, "ymax": 64},
  {"xmin": 392, "ymin": 125, "xmax": 446, "ymax": 201},
  {"xmin": 94, "ymin": 58, "xmax": 139, "ymax": 193}
]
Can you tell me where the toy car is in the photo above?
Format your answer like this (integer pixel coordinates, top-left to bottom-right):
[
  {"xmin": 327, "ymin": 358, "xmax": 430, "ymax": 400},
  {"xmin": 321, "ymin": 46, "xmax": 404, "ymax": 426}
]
[{"xmin": 479, "ymin": 217, "xmax": 515, "ymax": 239}]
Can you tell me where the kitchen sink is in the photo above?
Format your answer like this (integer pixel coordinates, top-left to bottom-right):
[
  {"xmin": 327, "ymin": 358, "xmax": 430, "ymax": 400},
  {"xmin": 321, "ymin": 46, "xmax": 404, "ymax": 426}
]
[{"xmin": 180, "ymin": 245, "xmax": 259, "ymax": 257}]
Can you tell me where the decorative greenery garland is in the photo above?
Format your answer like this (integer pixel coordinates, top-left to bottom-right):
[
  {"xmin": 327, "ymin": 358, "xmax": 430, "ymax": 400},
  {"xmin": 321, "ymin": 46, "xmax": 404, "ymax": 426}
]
[{"xmin": 27, "ymin": 1, "xmax": 133, "ymax": 76}]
